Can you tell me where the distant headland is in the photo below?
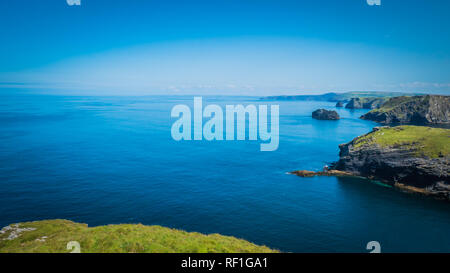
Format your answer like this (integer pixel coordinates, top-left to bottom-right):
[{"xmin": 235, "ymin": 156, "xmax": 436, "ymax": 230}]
[{"xmin": 261, "ymin": 91, "xmax": 426, "ymax": 109}]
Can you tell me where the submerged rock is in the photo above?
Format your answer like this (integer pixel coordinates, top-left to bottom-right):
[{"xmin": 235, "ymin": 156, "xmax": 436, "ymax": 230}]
[{"xmin": 312, "ymin": 109, "xmax": 340, "ymax": 120}]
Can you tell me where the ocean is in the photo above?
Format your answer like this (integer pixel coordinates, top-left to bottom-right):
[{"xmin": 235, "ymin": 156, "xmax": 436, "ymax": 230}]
[{"xmin": 1, "ymin": 94, "xmax": 449, "ymax": 252}]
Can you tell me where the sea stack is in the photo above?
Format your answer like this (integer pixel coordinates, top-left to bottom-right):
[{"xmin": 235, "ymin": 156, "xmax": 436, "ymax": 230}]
[{"xmin": 312, "ymin": 109, "xmax": 340, "ymax": 120}]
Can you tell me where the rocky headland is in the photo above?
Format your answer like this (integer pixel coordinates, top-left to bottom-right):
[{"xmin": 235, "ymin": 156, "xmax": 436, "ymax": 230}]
[
  {"xmin": 361, "ymin": 95, "xmax": 450, "ymax": 125},
  {"xmin": 345, "ymin": 97, "xmax": 388, "ymax": 109},
  {"xmin": 334, "ymin": 126, "xmax": 450, "ymax": 200}
]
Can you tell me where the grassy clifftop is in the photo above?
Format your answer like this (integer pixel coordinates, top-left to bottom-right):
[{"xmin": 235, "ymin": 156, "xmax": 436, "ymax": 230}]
[
  {"xmin": 0, "ymin": 220, "xmax": 277, "ymax": 253},
  {"xmin": 369, "ymin": 96, "xmax": 416, "ymax": 112},
  {"xmin": 336, "ymin": 125, "xmax": 449, "ymax": 199},
  {"xmin": 361, "ymin": 95, "xmax": 450, "ymax": 124},
  {"xmin": 353, "ymin": 125, "xmax": 449, "ymax": 158}
]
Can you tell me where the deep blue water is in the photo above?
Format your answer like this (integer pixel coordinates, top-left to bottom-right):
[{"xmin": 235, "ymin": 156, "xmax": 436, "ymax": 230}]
[{"xmin": 0, "ymin": 94, "xmax": 449, "ymax": 253}]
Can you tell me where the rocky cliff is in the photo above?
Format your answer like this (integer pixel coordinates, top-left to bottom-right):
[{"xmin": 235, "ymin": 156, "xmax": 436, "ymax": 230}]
[
  {"xmin": 334, "ymin": 126, "xmax": 450, "ymax": 200},
  {"xmin": 361, "ymin": 95, "xmax": 450, "ymax": 124},
  {"xmin": 345, "ymin": 97, "xmax": 387, "ymax": 109}
]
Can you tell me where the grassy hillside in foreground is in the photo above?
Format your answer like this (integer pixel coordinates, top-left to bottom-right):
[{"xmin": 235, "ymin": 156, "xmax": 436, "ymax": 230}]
[
  {"xmin": 353, "ymin": 125, "xmax": 450, "ymax": 158},
  {"xmin": 0, "ymin": 220, "xmax": 278, "ymax": 253}
]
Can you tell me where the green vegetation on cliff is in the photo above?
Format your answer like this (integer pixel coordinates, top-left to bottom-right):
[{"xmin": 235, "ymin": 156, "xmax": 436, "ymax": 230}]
[
  {"xmin": 0, "ymin": 220, "xmax": 277, "ymax": 253},
  {"xmin": 361, "ymin": 95, "xmax": 450, "ymax": 124},
  {"xmin": 345, "ymin": 97, "xmax": 388, "ymax": 109},
  {"xmin": 369, "ymin": 96, "xmax": 416, "ymax": 112},
  {"xmin": 353, "ymin": 125, "xmax": 450, "ymax": 158}
]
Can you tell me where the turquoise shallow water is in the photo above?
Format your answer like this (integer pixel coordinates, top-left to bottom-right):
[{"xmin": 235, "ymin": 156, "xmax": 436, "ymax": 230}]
[{"xmin": 0, "ymin": 94, "xmax": 449, "ymax": 252}]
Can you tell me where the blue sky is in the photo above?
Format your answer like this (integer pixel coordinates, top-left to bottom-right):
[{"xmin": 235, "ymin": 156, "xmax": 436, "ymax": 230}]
[{"xmin": 0, "ymin": 0, "xmax": 449, "ymax": 95}]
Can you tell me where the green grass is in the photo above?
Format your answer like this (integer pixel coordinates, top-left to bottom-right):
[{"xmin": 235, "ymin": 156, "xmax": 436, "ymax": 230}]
[
  {"xmin": 353, "ymin": 126, "xmax": 450, "ymax": 158},
  {"xmin": 373, "ymin": 96, "xmax": 415, "ymax": 110},
  {"xmin": 0, "ymin": 220, "xmax": 278, "ymax": 253},
  {"xmin": 367, "ymin": 95, "xmax": 429, "ymax": 114}
]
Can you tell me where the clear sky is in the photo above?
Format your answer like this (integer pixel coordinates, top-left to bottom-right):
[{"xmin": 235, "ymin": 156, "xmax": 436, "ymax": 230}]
[{"xmin": 0, "ymin": 0, "xmax": 449, "ymax": 95}]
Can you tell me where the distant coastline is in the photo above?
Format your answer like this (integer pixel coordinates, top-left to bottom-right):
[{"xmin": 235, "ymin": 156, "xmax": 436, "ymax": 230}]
[{"xmin": 261, "ymin": 91, "xmax": 425, "ymax": 102}]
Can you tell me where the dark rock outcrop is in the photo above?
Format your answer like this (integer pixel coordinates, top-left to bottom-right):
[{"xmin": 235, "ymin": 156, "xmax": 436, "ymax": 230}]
[
  {"xmin": 290, "ymin": 170, "xmax": 353, "ymax": 177},
  {"xmin": 345, "ymin": 98, "xmax": 363, "ymax": 109},
  {"xmin": 361, "ymin": 95, "xmax": 450, "ymax": 125},
  {"xmin": 362, "ymin": 98, "xmax": 387, "ymax": 109},
  {"xmin": 312, "ymin": 109, "xmax": 340, "ymax": 120},
  {"xmin": 334, "ymin": 126, "xmax": 450, "ymax": 200},
  {"xmin": 336, "ymin": 101, "xmax": 345, "ymax": 107},
  {"xmin": 345, "ymin": 97, "xmax": 387, "ymax": 109}
]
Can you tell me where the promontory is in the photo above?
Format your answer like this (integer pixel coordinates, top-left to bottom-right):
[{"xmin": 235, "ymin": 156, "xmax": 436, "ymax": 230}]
[
  {"xmin": 361, "ymin": 95, "xmax": 449, "ymax": 125},
  {"xmin": 334, "ymin": 125, "xmax": 450, "ymax": 200}
]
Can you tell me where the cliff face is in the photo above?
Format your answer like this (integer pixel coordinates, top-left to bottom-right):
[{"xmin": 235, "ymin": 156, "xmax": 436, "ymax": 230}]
[
  {"xmin": 345, "ymin": 97, "xmax": 387, "ymax": 109},
  {"xmin": 334, "ymin": 126, "xmax": 450, "ymax": 200},
  {"xmin": 361, "ymin": 95, "xmax": 450, "ymax": 124}
]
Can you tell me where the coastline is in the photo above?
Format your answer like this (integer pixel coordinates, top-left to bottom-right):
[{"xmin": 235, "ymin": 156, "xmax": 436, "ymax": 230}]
[{"xmin": 290, "ymin": 169, "xmax": 450, "ymax": 201}]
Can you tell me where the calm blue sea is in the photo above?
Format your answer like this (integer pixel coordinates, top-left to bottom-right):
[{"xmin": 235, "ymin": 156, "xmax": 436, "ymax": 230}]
[{"xmin": 0, "ymin": 94, "xmax": 449, "ymax": 252}]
